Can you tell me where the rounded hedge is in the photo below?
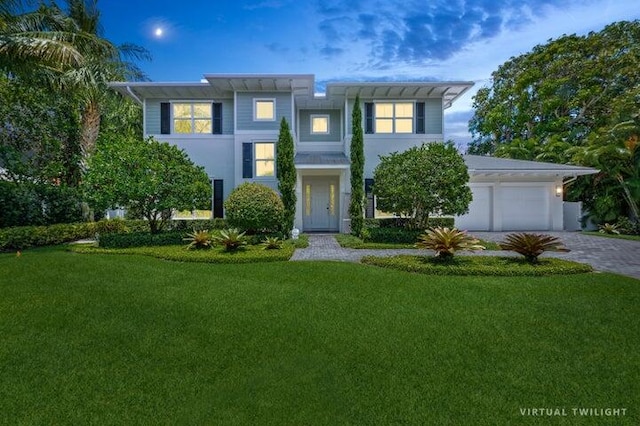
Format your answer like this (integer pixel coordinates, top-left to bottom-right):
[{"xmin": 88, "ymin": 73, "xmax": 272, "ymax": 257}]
[{"xmin": 224, "ymin": 183, "xmax": 285, "ymax": 233}]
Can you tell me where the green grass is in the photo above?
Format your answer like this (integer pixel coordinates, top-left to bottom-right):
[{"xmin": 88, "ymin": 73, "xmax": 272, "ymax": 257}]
[
  {"xmin": 583, "ymin": 231, "xmax": 640, "ymax": 241},
  {"xmin": 336, "ymin": 233, "xmax": 501, "ymax": 250},
  {"xmin": 1, "ymin": 248, "xmax": 639, "ymax": 424},
  {"xmin": 362, "ymin": 254, "xmax": 593, "ymax": 276},
  {"xmin": 69, "ymin": 242, "xmax": 295, "ymax": 263}
]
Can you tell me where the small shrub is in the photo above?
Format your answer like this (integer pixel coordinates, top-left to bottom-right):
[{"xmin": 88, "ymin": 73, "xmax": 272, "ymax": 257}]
[
  {"xmin": 499, "ymin": 233, "xmax": 569, "ymax": 264},
  {"xmin": 374, "ymin": 217, "xmax": 455, "ymax": 229},
  {"xmin": 614, "ymin": 217, "xmax": 640, "ymax": 235},
  {"xmin": 224, "ymin": 183, "xmax": 284, "ymax": 233},
  {"xmin": 365, "ymin": 227, "xmax": 422, "ymax": 243},
  {"xmin": 98, "ymin": 232, "xmax": 184, "ymax": 248},
  {"xmin": 599, "ymin": 223, "xmax": 620, "ymax": 235},
  {"xmin": 184, "ymin": 230, "xmax": 212, "ymax": 250},
  {"xmin": 261, "ymin": 236, "xmax": 282, "ymax": 250},
  {"xmin": 171, "ymin": 218, "xmax": 227, "ymax": 232},
  {"xmin": 213, "ymin": 228, "xmax": 248, "ymax": 252},
  {"xmin": 416, "ymin": 227, "xmax": 485, "ymax": 260}
]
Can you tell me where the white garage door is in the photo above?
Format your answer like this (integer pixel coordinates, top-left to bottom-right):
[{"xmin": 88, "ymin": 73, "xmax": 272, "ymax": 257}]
[
  {"xmin": 455, "ymin": 186, "xmax": 492, "ymax": 231},
  {"xmin": 501, "ymin": 186, "xmax": 549, "ymax": 230}
]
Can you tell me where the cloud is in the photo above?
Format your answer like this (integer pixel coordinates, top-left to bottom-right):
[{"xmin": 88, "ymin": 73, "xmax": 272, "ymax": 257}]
[
  {"xmin": 320, "ymin": 45, "xmax": 344, "ymax": 58},
  {"xmin": 265, "ymin": 42, "xmax": 290, "ymax": 54},
  {"xmin": 313, "ymin": 0, "xmax": 585, "ymax": 66},
  {"xmin": 243, "ymin": 1, "xmax": 286, "ymax": 10},
  {"xmin": 444, "ymin": 109, "xmax": 475, "ymax": 148}
]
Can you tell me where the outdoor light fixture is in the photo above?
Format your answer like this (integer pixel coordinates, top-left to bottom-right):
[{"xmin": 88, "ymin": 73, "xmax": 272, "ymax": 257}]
[{"xmin": 555, "ymin": 185, "xmax": 563, "ymax": 197}]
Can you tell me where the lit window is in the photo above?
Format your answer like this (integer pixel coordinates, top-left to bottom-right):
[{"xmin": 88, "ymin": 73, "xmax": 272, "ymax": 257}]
[
  {"xmin": 305, "ymin": 184, "xmax": 311, "ymax": 216},
  {"xmin": 255, "ymin": 99, "xmax": 275, "ymax": 121},
  {"xmin": 255, "ymin": 142, "xmax": 275, "ymax": 177},
  {"xmin": 173, "ymin": 102, "xmax": 212, "ymax": 134},
  {"xmin": 311, "ymin": 115, "xmax": 329, "ymax": 134},
  {"xmin": 374, "ymin": 102, "xmax": 413, "ymax": 134}
]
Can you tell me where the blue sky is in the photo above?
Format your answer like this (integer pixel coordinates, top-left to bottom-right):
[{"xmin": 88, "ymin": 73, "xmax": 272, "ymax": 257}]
[{"xmin": 100, "ymin": 0, "xmax": 639, "ymax": 146}]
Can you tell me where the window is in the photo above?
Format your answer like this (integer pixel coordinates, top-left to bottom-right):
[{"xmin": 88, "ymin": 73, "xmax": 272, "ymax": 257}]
[
  {"xmin": 255, "ymin": 142, "xmax": 275, "ymax": 177},
  {"xmin": 173, "ymin": 102, "xmax": 212, "ymax": 134},
  {"xmin": 254, "ymin": 99, "xmax": 275, "ymax": 121},
  {"xmin": 373, "ymin": 102, "xmax": 414, "ymax": 134},
  {"xmin": 311, "ymin": 115, "xmax": 329, "ymax": 134}
]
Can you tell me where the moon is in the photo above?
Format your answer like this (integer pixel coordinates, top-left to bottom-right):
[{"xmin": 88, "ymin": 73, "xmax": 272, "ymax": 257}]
[{"xmin": 154, "ymin": 27, "xmax": 163, "ymax": 37}]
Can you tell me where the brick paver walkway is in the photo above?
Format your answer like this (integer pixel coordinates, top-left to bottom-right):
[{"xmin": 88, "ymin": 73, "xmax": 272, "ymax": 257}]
[{"xmin": 291, "ymin": 233, "xmax": 640, "ymax": 279}]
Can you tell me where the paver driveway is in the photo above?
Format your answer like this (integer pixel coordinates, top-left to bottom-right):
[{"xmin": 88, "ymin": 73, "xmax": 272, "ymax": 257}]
[{"xmin": 291, "ymin": 232, "xmax": 640, "ymax": 280}]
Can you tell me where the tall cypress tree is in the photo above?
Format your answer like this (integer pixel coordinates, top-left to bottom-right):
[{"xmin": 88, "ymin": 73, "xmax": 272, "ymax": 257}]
[
  {"xmin": 276, "ymin": 117, "xmax": 296, "ymax": 236},
  {"xmin": 349, "ymin": 95, "xmax": 365, "ymax": 236}
]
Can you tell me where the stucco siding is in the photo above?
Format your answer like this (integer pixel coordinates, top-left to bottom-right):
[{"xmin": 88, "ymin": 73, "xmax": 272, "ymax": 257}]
[{"xmin": 236, "ymin": 92, "xmax": 292, "ymax": 131}]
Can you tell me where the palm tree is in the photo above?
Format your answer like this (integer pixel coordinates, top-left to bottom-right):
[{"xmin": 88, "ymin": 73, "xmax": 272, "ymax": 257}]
[
  {"xmin": 57, "ymin": 0, "xmax": 150, "ymax": 162},
  {"xmin": 0, "ymin": 0, "xmax": 109, "ymax": 73}
]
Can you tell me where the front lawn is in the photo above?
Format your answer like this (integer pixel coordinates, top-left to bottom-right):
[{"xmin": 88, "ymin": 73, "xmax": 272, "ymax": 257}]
[{"xmin": 1, "ymin": 249, "xmax": 638, "ymax": 424}]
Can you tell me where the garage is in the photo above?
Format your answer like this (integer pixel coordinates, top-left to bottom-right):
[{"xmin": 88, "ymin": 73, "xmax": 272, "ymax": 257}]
[
  {"xmin": 500, "ymin": 186, "xmax": 550, "ymax": 231},
  {"xmin": 455, "ymin": 185, "xmax": 492, "ymax": 231}
]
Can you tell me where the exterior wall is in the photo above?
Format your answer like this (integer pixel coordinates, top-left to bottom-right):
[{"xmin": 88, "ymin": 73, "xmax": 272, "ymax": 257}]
[
  {"xmin": 145, "ymin": 98, "xmax": 234, "ymax": 135},
  {"xmin": 235, "ymin": 92, "xmax": 292, "ymax": 132},
  {"xmin": 298, "ymin": 109, "xmax": 342, "ymax": 142},
  {"xmin": 345, "ymin": 98, "xmax": 443, "ymax": 134},
  {"xmin": 233, "ymin": 131, "xmax": 280, "ymax": 193},
  {"xmin": 154, "ymin": 135, "xmax": 235, "ymax": 203}
]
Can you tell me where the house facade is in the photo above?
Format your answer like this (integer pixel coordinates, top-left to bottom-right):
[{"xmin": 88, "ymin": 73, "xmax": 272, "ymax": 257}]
[{"xmin": 111, "ymin": 74, "xmax": 596, "ymax": 232}]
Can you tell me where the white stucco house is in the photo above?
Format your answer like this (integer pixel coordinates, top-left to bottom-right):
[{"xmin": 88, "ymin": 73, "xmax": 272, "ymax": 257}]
[{"xmin": 110, "ymin": 74, "xmax": 596, "ymax": 233}]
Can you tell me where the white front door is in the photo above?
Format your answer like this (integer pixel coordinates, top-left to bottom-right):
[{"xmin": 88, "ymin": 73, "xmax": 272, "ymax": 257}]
[{"xmin": 302, "ymin": 177, "xmax": 339, "ymax": 232}]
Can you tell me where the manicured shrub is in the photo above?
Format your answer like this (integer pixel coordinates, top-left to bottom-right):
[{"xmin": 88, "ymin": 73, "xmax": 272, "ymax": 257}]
[
  {"xmin": 365, "ymin": 227, "xmax": 423, "ymax": 244},
  {"xmin": 171, "ymin": 218, "xmax": 226, "ymax": 232},
  {"xmin": 373, "ymin": 217, "xmax": 455, "ymax": 229},
  {"xmin": 184, "ymin": 230, "xmax": 213, "ymax": 250},
  {"xmin": 213, "ymin": 229, "xmax": 248, "ymax": 252},
  {"xmin": 224, "ymin": 183, "xmax": 284, "ymax": 233},
  {"xmin": 416, "ymin": 227, "xmax": 485, "ymax": 260},
  {"xmin": 98, "ymin": 231, "xmax": 184, "ymax": 248},
  {"xmin": 0, "ymin": 222, "xmax": 95, "ymax": 251},
  {"xmin": 361, "ymin": 255, "xmax": 592, "ymax": 276},
  {"xmin": 499, "ymin": 233, "xmax": 569, "ymax": 264},
  {"xmin": 614, "ymin": 217, "xmax": 640, "ymax": 235}
]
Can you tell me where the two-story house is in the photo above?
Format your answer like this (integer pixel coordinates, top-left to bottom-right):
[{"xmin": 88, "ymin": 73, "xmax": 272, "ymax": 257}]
[{"xmin": 111, "ymin": 74, "xmax": 596, "ymax": 233}]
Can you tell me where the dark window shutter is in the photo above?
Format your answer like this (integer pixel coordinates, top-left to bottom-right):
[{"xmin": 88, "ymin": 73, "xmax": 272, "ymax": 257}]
[
  {"xmin": 242, "ymin": 143, "xmax": 253, "ymax": 178},
  {"xmin": 212, "ymin": 103, "xmax": 222, "ymax": 134},
  {"xmin": 416, "ymin": 102, "xmax": 425, "ymax": 134},
  {"xmin": 365, "ymin": 102, "xmax": 374, "ymax": 134},
  {"xmin": 160, "ymin": 102, "xmax": 170, "ymax": 134},
  {"xmin": 213, "ymin": 179, "xmax": 224, "ymax": 218},
  {"xmin": 365, "ymin": 178, "xmax": 375, "ymax": 218}
]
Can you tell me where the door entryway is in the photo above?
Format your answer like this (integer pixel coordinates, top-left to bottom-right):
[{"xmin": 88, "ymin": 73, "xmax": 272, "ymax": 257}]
[{"xmin": 302, "ymin": 177, "xmax": 339, "ymax": 232}]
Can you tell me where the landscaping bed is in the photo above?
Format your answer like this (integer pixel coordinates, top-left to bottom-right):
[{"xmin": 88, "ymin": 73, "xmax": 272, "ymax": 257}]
[
  {"xmin": 336, "ymin": 233, "xmax": 501, "ymax": 250},
  {"xmin": 361, "ymin": 254, "xmax": 593, "ymax": 276},
  {"xmin": 69, "ymin": 242, "xmax": 295, "ymax": 263}
]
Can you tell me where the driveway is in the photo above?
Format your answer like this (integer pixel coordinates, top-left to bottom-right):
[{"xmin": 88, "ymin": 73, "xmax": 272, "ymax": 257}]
[{"xmin": 291, "ymin": 232, "xmax": 640, "ymax": 280}]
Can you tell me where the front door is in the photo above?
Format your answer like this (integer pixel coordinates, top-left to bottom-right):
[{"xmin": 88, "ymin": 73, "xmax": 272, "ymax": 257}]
[{"xmin": 302, "ymin": 177, "xmax": 339, "ymax": 232}]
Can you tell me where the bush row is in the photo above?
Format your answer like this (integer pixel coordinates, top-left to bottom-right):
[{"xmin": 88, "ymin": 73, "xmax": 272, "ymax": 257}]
[
  {"xmin": 0, "ymin": 218, "xmax": 228, "ymax": 251},
  {"xmin": 361, "ymin": 255, "xmax": 593, "ymax": 276},
  {"xmin": 98, "ymin": 232, "xmax": 185, "ymax": 248},
  {"xmin": 363, "ymin": 217, "xmax": 455, "ymax": 229}
]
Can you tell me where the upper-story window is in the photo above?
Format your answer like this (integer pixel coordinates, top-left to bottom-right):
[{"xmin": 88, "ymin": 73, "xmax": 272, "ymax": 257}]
[
  {"xmin": 254, "ymin": 99, "xmax": 275, "ymax": 121},
  {"xmin": 311, "ymin": 115, "xmax": 329, "ymax": 134},
  {"xmin": 173, "ymin": 102, "xmax": 212, "ymax": 133},
  {"xmin": 374, "ymin": 102, "xmax": 413, "ymax": 134}
]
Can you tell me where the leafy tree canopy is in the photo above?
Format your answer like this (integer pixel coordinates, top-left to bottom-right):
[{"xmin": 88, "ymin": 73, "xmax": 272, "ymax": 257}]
[
  {"xmin": 468, "ymin": 20, "xmax": 640, "ymax": 223},
  {"xmin": 83, "ymin": 136, "xmax": 211, "ymax": 233},
  {"xmin": 373, "ymin": 142, "xmax": 471, "ymax": 230}
]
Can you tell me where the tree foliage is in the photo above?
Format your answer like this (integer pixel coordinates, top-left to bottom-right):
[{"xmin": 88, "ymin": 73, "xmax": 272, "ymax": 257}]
[
  {"xmin": 276, "ymin": 117, "xmax": 296, "ymax": 235},
  {"xmin": 468, "ymin": 20, "xmax": 640, "ymax": 223},
  {"xmin": 349, "ymin": 94, "xmax": 365, "ymax": 235},
  {"xmin": 373, "ymin": 142, "xmax": 471, "ymax": 230},
  {"xmin": 224, "ymin": 182, "xmax": 285, "ymax": 234},
  {"xmin": 83, "ymin": 136, "xmax": 211, "ymax": 233}
]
